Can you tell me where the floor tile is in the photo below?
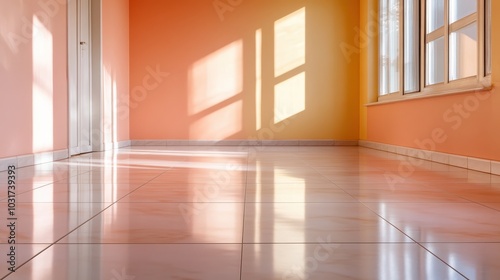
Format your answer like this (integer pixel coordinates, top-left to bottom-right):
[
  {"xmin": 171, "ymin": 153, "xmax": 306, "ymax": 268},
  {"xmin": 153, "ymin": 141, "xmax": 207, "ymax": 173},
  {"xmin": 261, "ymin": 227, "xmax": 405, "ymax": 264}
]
[
  {"xmin": 423, "ymin": 243, "xmax": 500, "ymax": 280},
  {"xmin": 344, "ymin": 188, "xmax": 468, "ymax": 203},
  {"xmin": 247, "ymin": 175, "xmax": 331, "ymax": 184},
  {"xmin": 245, "ymin": 183, "xmax": 355, "ymax": 203},
  {"xmin": 482, "ymin": 203, "xmax": 500, "ymax": 211},
  {"xmin": 1, "ymin": 146, "xmax": 499, "ymax": 279},
  {"xmin": 364, "ymin": 203, "xmax": 500, "ymax": 242},
  {"xmin": 121, "ymin": 182, "xmax": 246, "ymax": 203},
  {"xmin": 59, "ymin": 202, "xmax": 244, "ymax": 244},
  {"xmin": 243, "ymin": 203, "xmax": 411, "ymax": 243},
  {"xmin": 4, "ymin": 244, "xmax": 241, "ymax": 280},
  {"xmin": 241, "ymin": 243, "xmax": 465, "ymax": 280},
  {"xmin": 449, "ymin": 189, "xmax": 500, "ymax": 203},
  {"xmin": 14, "ymin": 183, "xmax": 141, "ymax": 203},
  {"xmin": 0, "ymin": 244, "xmax": 50, "ymax": 279},
  {"xmin": 0, "ymin": 202, "xmax": 109, "ymax": 244}
]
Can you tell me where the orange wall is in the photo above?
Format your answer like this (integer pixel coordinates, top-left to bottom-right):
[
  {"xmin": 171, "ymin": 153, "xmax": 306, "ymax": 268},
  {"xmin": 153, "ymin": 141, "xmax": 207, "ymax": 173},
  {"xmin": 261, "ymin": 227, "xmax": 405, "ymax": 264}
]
[
  {"xmin": 129, "ymin": 0, "xmax": 360, "ymax": 141},
  {"xmin": 366, "ymin": 1, "xmax": 500, "ymax": 161},
  {"xmin": 367, "ymin": 91, "xmax": 500, "ymax": 160},
  {"xmin": 0, "ymin": 0, "xmax": 68, "ymax": 158},
  {"xmin": 102, "ymin": 0, "xmax": 130, "ymax": 143}
]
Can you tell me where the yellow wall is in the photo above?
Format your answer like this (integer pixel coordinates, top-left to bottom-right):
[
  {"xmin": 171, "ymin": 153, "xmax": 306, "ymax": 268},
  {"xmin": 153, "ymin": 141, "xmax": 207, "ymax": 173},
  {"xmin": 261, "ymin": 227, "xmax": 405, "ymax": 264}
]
[
  {"xmin": 359, "ymin": 0, "xmax": 378, "ymax": 140},
  {"xmin": 129, "ymin": 0, "xmax": 360, "ymax": 141}
]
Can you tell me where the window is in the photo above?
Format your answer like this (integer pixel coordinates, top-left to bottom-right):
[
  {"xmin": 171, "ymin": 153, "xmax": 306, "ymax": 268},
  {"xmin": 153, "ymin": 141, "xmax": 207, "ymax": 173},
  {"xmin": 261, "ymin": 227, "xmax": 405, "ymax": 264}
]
[
  {"xmin": 379, "ymin": 0, "xmax": 490, "ymax": 100},
  {"xmin": 379, "ymin": 0, "xmax": 400, "ymax": 95},
  {"xmin": 404, "ymin": 0, "xmax": 420, "ymax": 93}
]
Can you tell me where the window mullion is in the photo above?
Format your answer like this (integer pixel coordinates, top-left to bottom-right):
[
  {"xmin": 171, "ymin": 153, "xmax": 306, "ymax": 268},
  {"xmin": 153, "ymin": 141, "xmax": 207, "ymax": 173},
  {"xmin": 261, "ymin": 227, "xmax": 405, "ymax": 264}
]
[
  {"xmin": 449, "ymin": 13, "xmax": 477, "ymax": 32},
  {"xmin": 478, "ymin": 0, "xmax": 485, "ymax": 78},
  {"xmin": 399, "ymin": 0, "xmax": 404, "ymax": 96},
  {"xmin": 485, "ymin": 0, "xmax": 491, "ymax": 75},
  {"xmin": 420, "ymin": 0, "xmax": 426, "ymax": 91},
  {"xmin": 426, "ymin": 27, "xmax": 445, "ymax": 41},
  {"xmin": 444, "ymin": 0, "xmax": 450, "ymax": 85}
]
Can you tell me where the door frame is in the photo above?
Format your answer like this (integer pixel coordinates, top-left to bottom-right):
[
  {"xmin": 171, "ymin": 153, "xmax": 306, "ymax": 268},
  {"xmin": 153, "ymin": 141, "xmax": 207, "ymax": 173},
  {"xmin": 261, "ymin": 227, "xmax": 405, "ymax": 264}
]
[{"xmin": 68, "ymin": 0, "xmax": 103, "ymax": 155}]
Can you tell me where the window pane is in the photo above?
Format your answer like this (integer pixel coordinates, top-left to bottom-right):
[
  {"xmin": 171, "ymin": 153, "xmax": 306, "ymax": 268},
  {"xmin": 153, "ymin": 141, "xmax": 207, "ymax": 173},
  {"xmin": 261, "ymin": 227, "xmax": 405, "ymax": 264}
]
[
  {"xmin": 426, "ymin": 37, "xmax": 445, "ymax": 85},
  {"xmin": 449, "ymin": 0, "xmax": 477, "ymax": 23},
  {"xmin": 379, "ymin": 0, "xmax": 400, "ymax": 95},
  {"xmin": 379, "ymin": 0, "xmax": 387, "ymax": 94},
  {"xmin": 450, "ymin": 23, "xmax": 478, "ymax": 80},
  {"xmin": 379, "ymin": 0, "xmax": 387, "ymax": 95},
  {"xmin": 404, "ymin": 0, "xmax": 419, "ymax": 93},
  {"xmin": 427, "ymin": 0, "xmax": 444, "ymax": 33}
]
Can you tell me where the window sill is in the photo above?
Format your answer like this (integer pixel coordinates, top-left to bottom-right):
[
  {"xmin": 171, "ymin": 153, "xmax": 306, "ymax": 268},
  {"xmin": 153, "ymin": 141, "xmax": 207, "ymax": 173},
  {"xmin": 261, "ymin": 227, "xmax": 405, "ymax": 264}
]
[{"xmin": 368, "ymin": 76, "xmax": 493, "ymax": 107}]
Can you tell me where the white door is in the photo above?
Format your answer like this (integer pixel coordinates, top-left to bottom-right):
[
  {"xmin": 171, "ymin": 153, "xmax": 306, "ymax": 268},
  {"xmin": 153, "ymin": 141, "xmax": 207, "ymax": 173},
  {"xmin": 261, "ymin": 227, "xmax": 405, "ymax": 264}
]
[{"xmin": 69, "ymin": 0, "xmax": 92, "ymax": 156}]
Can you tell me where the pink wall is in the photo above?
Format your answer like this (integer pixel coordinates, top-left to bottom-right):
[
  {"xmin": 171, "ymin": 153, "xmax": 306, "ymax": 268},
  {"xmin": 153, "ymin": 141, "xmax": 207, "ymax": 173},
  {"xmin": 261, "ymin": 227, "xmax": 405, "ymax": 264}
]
[
  {"xmin": 0, "ymin": 0, "xmax": 68, "ymax": 159},
  {"xmin": 102, "ymin": 0, "xmax": 130, "ymax": 143}
]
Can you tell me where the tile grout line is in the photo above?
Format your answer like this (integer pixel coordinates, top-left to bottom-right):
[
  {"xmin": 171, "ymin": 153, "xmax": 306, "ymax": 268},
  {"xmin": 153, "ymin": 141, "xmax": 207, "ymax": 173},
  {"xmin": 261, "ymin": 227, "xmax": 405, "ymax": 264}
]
[
  {"xmin": 444, "ymin": 193, "xmax": 500, "ymax": 213},
  {"xmin": 311, "ymin": 158, "xmax": 467, "ymax": 279},
  {"xmin": 2, "ymin": 147, "xmax": 498, "ymax": 278},
  {"xmin": 1, "ymin": 166, "xmax": 171, "ymax": 278},
  {"xmin": 358, "ymin": 201, "xmax": 471, "ymax": 280},
  {"xmin": 1, "ymin": 167, "xmax": 96, "ymax": 279},
  {"xmin": 313, "ymin": 165, "xmax": 370, "ymax": 203},
  {"xmin": 0, "ymin": 169, "xmax": 91, "ymax": 203}
]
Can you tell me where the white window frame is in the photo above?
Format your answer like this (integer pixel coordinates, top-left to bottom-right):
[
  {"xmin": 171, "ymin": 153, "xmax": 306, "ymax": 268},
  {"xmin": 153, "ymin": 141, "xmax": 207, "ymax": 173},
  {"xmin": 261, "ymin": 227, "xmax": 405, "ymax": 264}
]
[{"xmin": 378, "ymin": 0, "xmax": 491, "ymax": 102}]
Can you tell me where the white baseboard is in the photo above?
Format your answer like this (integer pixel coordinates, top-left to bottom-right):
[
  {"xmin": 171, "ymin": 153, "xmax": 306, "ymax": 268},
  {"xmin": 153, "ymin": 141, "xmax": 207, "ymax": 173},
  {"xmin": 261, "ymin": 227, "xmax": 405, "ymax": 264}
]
[
  {"xmin": 4, "ymin": 140, "xmax": 495, "ymax": 177},
  {"xmin": 359, "ymin": 140, "xmax": 500, "ymax": 176},
  {"xmin": 0, "ymin": 149, "xmax": 69, "ymax": 172},
  {"xmin": 103, "ymin": 140, "xmax": 132, "ymax": 151},
  {"xmin": 0, "ymin": 140, "xmax": 134, "ymax": 172},
  {"xmin": 130, "ymin": 140, "xmax": 359, "ymax": 147}
]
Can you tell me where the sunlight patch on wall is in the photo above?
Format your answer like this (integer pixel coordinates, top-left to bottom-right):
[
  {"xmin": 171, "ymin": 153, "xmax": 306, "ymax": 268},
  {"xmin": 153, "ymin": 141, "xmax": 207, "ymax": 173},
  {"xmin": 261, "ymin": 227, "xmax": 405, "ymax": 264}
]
[
  {"xmin": 32, "ymin": 16, "xmax": 54, "ymax": 152},
  {"xmin": 190, "ymin": 100, "xmax": 243, "ymax": 140},
  {"xmin": 113, "ymin": 78, "xmax": 118, "ymax": 143},
  {"xmin": 274, "ymin": 7, "xmax": 306, "ymax": 77},
  {"xmin": 188, "ymin": 40, "xmax": 243, "ymax": 115},
  {"xmin": 103, "ymin": 66, "xmax": 113, "ymax": 144},
  {"xmin": 255, "ymin": 29, "xmax": 263, "ymax": 130},
  {"xmin": 103, "ymin": 66, "xmax": 119, "ymax": 144},
  {"xmin": 274, "ymin": 72, "xmax": 305, "ymax": 124}
]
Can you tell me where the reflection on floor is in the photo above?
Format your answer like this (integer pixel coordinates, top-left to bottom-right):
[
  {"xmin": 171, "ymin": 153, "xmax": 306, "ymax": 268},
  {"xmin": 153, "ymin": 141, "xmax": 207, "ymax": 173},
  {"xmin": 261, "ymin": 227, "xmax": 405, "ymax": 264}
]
[{"xmin": 1, "ymin": 146, "xmax": 500, "ymax": 279}]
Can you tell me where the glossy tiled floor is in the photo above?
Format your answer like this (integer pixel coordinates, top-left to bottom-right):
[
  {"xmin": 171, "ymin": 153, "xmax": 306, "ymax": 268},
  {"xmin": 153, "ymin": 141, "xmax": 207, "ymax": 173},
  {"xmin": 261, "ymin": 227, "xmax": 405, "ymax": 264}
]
[{"xmin": 1, "ymin": 146, "xmax": 500, "ymax": 279}]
